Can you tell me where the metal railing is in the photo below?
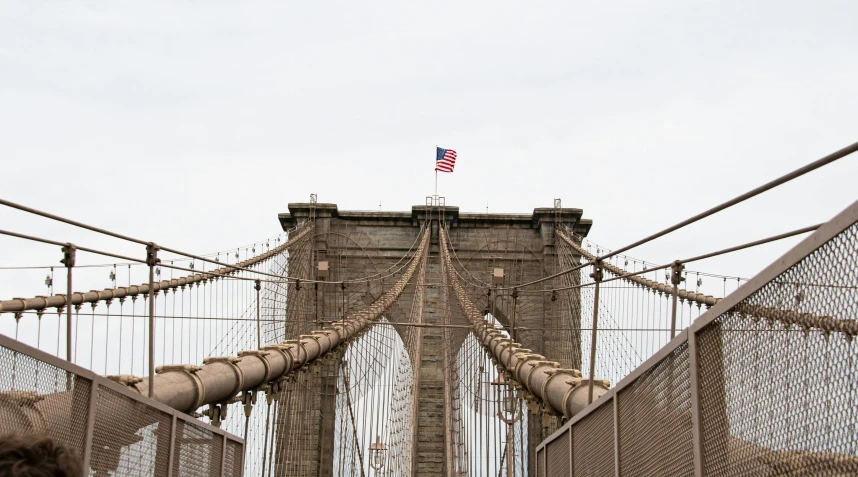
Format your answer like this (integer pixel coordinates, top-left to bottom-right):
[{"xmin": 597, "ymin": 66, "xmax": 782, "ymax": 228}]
[
  {"xmin": 536, "ymin": 198, "xmax": 858, "ymax": 476},
  {"xmin": 0, "ymin": 332, "xmax": 245, "ymax": 476},
  {"xmin": 0, "ymin": 197, "xmax": 312, "ymax": 400}
]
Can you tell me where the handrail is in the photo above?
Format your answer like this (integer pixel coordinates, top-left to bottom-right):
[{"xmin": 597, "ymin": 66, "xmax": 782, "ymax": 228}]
[
  {"xmin": 556, "ymin": 228, "xmax": 857, "ymax": 335},
  {"xmin": 440, "ymin": 224, "xmax": 608, "ymax": 419},
  {"xmin": 506, "ymin": 141, "xmax": 858, "ymax": 290},
  {"xmin": 123, "ymin": 226, "xmax": 430, "ymax": 414},
  {"xmin": 0, "ymin": 223, "xmax": 314, "ymax": 314},
  {"xmin": 597, "ymin": 140, "xmax": 858, "ymax": 261},
  {"xmin": 0, "ymin": 197, "xmax": 301, "ymax": 275}
]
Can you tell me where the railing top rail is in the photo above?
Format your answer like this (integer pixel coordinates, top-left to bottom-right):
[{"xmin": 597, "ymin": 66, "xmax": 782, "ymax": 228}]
[
  {"xmin": 0, "ymin": 222, "xmax": 315, "ymax": 314},
  {"xmin": 0, "ymin": 198, "xmax": 151, "ymax": 246},
  {"xmin": 537, "ymin": 195, "xmax": 858, "ymax": 452},
  {"xmin": 0, "ymin": 197, "xmax": 308, "ymax": 277},
  {"xmin": 597, "ymin": 140, "xmax": 858, "ymax": 261},
  {"xmin": 502, "ymin": 141, "xmax": 857, "ymax": 291},
  {"xmin": 0, "ymin": 331, "xmax": 245, "ymax": 443},
  {"xmin": 551, "ymin": 222, "xmax": 821, "ymax": 294},
  {"xmin": 689, "ymin": 196, "xmax": 858, "ymax": 335}
]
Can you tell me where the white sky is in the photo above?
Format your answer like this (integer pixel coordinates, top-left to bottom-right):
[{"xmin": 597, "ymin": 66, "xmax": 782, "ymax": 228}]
[
  {"xmin": 1, "ymin": 6, "xmax": 856, "ymax": 470},
  {"xmin": 2, "ymin": 1, "xmax": 858, "ymax": 297}
]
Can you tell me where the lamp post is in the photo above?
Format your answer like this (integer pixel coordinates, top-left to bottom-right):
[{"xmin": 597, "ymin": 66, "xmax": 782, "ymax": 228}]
[
  {"xmin": 492, "ymin": 374, "xmax": 522, "ymax": 477},
  {"xmin": 369, "ymin": 435, "xmax": 387, "ymax": 475}
]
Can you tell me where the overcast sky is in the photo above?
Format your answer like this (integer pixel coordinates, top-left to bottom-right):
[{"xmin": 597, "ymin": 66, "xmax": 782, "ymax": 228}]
[{"xmin": 2, "ymin": 1, "xmax": 857, "ymax": 299}]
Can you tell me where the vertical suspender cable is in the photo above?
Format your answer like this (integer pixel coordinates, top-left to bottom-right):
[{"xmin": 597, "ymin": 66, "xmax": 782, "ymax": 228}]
[
  {"xmin": 146, "ymin": 243, "xmax": 159, "ymax": 397},
  {"xmin": 588, "ymin": 261, "xmax": 603, "ymax": 404},
  {"xmin": 255, "ymin": 280, "xmax": 262, "ymax": 348},
  {"xmin": 61, "ymin": 243, "xmax": 75, "ymax": 363}
]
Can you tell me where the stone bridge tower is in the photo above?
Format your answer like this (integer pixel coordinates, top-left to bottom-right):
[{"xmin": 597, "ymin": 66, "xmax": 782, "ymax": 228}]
[{"xmin": 277, "ymin": 202, "xmax": 592, "ymax": 476}]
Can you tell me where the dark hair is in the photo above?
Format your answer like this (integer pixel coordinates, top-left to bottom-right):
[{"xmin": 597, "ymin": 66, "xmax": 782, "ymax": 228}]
[{"xmin": 0, "ymin": 433, "xmax": 82, "ymax": 477}]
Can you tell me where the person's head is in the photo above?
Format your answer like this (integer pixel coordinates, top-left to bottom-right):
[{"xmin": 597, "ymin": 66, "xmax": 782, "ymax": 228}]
[{"xmin": 0, "ymin": 433, "xmax": 81, "ymax": 477}]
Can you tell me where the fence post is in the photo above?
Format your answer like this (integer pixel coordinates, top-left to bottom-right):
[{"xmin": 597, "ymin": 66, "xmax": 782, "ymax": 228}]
[
  {"xmin": 614, "ymin": 394, "xmax": 620, "ymax": 477},
  {"xmin": 688, "ymin": 330, "xmax": 704, "ymax": 476},
  {"xmin": 587, "ymin": 261, "xmax": 603, "ymax": 404},
  {"xmin": 80, "ymin": 381, "xmax": 98, "ymax": 472},
  {"xmin": 568, "ymin": 424, "xmax": 574, "ymax": 473},
  {"xmin": 167, "ymin": 414, "xmax": 177, "ymax": 477},
  {"xmin": 255, "ymin": 280, "xmax": 262, "ymax": 349},
  {"xmin": 220, "ymin": 434, "xmax": 228, "ymax": 477},
  {"xmin": 238, "ymin": 439, "xmax": 246, "ymax": 477},
  {"xmin": 61, "ymin": 244, "xmax": 76, "ymax": 362},
  {"xmin": 670, "ymin": 261, "xmax": 685, "ymax": 339},
  {"xmin": 146, "ymin": 243, "xmax": 160, "ymax": 398}
]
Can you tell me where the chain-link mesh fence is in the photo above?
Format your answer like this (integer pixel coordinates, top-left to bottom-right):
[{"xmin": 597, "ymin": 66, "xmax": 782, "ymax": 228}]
[
  {"xmin": 698, "ymin": 219, "xmax": 858, "ymax": 476},
  {"xmin": 572, "ymin": 401, "xmax": 614, "ymax": 476},
  {"xmin": 617, "ymin": 343, "xmax": 693, "ymax": 476},
  {"xmin": 546, "ymin": 430, "xmax": 570, "ymax": 477},
  {"xmin": 0, "ymin": 334, "xmax": 244, "ymax": 477},
  {"xmin": 537, "ymin": 205, "xmax": 858, "ymax": 475}
]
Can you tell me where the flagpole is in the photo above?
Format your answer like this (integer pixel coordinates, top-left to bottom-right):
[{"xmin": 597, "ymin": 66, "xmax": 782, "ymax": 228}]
[{"xmin": 434, "ymin": 145, "xmax": 438, "ymax": 199}]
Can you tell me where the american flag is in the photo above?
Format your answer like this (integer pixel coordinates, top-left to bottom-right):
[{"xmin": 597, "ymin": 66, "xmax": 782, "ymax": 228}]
[{"xmin": 435, "ymin": 147, "xmax": 457, "ymax": 173}]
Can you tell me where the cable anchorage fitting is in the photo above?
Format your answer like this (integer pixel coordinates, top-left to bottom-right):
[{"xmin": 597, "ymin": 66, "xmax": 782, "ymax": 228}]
[
  {"xmin": 146, "ymin": 242, "xmax": 160, "ymax": 268},
  {"xmin": 60, "ymin": 243, "xmax": 76, "ymax": 268},
  {"xmin": 590, "ymin": 260, "xmax": 603, "ymax": 282},
  {"xmin": 242, "ymin": 389, "xmax": 257, "ymax": 417},
  {"xmin": 671, "ymin": 260, "xmax": 685, "ymax": 286}
]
